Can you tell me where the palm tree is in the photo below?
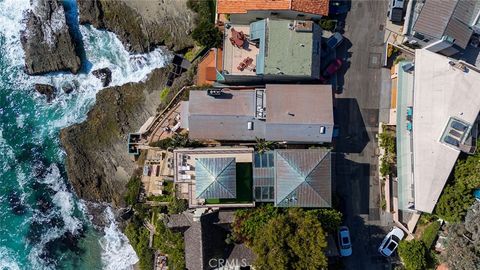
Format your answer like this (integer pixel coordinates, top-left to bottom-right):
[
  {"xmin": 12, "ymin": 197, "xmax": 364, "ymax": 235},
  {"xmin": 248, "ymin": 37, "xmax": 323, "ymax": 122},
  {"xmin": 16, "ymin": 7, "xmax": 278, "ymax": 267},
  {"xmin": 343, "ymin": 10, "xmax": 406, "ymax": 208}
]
[{"xmin": 255, "ymin": 137, "xmax": 276, "ymax": 153}]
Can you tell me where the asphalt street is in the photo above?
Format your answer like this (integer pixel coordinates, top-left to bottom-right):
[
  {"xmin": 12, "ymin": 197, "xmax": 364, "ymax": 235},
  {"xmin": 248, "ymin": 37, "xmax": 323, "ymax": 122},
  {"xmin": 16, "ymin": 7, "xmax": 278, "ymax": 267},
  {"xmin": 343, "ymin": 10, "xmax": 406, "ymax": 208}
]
[{"xmin": 331, "ymin": 1, "xmax": 392, "ymax": 269}]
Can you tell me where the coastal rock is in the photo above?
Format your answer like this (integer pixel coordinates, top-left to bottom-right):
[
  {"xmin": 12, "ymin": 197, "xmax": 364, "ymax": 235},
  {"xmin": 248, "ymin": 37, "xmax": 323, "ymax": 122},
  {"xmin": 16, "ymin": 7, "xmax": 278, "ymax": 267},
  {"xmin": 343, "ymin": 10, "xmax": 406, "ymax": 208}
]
[
  {"xmin": 77, "ymin": 0, "xmax": 196, "ymax": 53},
  {"xmin": 61, "ymin": 80, "xmax": 79, "ymax": 94},
  {"xmin": 34, "ymin": 84, "xmax": 56, "ymax": 102},
  {"xmin": 92, "ymin": 67, "xmax": 112, "ymax": 87},
  {"xmin": 20, "ymin": 0, "xmax": 81, "ymax": 75},
  {"xmin": 60, "ymin": 67, "xmax": 192, "ymax": 206}
]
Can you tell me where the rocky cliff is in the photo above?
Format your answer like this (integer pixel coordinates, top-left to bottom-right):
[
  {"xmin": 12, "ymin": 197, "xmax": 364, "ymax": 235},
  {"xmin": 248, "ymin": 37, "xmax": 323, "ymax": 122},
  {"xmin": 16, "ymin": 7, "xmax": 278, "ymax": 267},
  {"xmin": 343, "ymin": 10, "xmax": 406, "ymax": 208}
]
[
  {"xmin": 60, "ymin": 67, "xmax": 193, "ymax": 206},
  {"xmin": 77, "ymin": 0, "xmax": 196, "ymax": 53},
  {"xmin": 21, "ymin": 0, "xmax": 81, "ymax": 75}
]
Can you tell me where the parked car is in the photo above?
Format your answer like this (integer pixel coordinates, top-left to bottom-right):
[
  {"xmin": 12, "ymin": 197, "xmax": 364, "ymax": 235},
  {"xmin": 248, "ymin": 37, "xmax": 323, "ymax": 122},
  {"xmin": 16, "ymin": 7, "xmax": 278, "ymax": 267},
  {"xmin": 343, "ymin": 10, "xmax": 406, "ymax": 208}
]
[
  {"xmin": 338, "ymin": 226, "xmax": 352, "ymax": 256},
  {"xmin": 330, "ymin": 1, "xmax": 350, "ymax": 14},
  {"xmin": 320, "ymin": 58, "xmax": 343, "ymax": 82},
  {"xmin": 378, "ymin": 226, "xmax": 405, "ymax": 257},
  {"xmin": 326, "ymin": 32, "xmax": 344, "ymax": 49},
  {"xmin": 387, "ymin": 0, "xmax": 404, "ymax": 23}
]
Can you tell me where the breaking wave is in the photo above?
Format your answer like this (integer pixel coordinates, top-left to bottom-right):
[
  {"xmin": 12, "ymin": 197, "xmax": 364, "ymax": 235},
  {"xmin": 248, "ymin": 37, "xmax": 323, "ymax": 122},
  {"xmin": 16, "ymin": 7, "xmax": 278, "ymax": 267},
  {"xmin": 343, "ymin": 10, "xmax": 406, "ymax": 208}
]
[{"xmin": 0, "ymin": 0, "xmax": 170, "ymax": 269}]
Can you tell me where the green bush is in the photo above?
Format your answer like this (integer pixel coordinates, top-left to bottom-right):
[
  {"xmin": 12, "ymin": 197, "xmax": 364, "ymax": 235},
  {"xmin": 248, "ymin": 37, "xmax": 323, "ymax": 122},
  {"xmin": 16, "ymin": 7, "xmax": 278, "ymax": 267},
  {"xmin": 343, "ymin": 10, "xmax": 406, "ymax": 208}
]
[
  {"xmin": 232, "ymin": 204, "xmax": 279, "ymax": 245},
  {"xmin": 125, "ymin": 222, "xmax": 154, "ymax": 270},
  {"xmin": 191, "ymin": 21, "xmax": 223, "ymax": 48},
  {"xmin": 160, "ymin": 87, "xmax": 170, "ymax": 103},
  {"xmin": 398, "ymin": 240, "xmax": 427, "ymax": 270},
  {"xmin": 435, "ymin": 184, "xmax": 474, "ymax": 222},
  {"xmin": 320, "ymin": 19, "xmax": 336, "ymax": 31},
  {"xmin": 310, "ymin": 209, "xmax": 343, "ymax": 233},
  {"xmin": 421, "ymin": 221, "xmax": 441, "ymax": 249},
  {"xmin": 168, "ymin": 197, "xmax": 188, "ymax": 214},
  {"xmin": 187, "ymin": 0, "xmax": 221, "ymax": 48},
  {"xmin": 435, "ymin": 147, "xmax": 480, "ymax": 222},
  {"xmin": 394, "ymin": 57, "xmax": 406, "ymax": 65},
  {"xmin": 124, "ymin": 176, "xmax": 142, "ymax": 205},
  {"xmin": 154, "ymin": 221, "xmax": 185, "ymax": 269},
  {"xmin": 380, "ymin": 157, "xmax": 392, "ymax": 176},
  {"xmin": 253, "ymin": 208, "xmax": 328, "ymax": 270}
]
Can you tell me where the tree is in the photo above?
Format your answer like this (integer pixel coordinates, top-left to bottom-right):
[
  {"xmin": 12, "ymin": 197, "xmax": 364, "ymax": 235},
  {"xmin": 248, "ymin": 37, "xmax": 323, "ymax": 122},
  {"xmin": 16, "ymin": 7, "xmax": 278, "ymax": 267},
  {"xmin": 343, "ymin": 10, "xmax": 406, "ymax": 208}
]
[
  {"xmin": 191, "ymin": 21, "xmax": 223, "ymax": 48},
  {"xmin": 255, "ymin": 137, "xmax": 276, "ymax": 153},
  {"xmin": 252, "ymin": 208, "xmax": 328, "ymax": 270},
  {"xmin": 398, "ymin": 240, "xmax": 427, "ymax": 270},
  {"xmin": 436, "ymin": 147, "xmax": 480, "ymax": 222},
  {"xmin": 232, "ymin": 204, "xmax": 279, "ymax": 245},
  {"xmin": 168, "ymin": 197, "xmax": 188, "ymax": 214},
  {"xmin": 124, "ymin": 176, "xmax": 142, "ymax": 205},
  {"xmin": 310, "ymin": 208, "xmax": 343, "ymax": 233},
  {"xmin": 435, "ymin": 184, "xmax": 474, "ymax": 222}
]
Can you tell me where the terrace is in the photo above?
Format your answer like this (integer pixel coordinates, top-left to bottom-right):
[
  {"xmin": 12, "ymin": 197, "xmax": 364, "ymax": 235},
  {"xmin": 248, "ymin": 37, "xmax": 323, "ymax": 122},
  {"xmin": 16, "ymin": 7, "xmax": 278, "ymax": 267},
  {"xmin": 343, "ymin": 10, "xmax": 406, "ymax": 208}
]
[{"xmin": 222, "ymin": 25, "xmax": 259, "ymax": 76}]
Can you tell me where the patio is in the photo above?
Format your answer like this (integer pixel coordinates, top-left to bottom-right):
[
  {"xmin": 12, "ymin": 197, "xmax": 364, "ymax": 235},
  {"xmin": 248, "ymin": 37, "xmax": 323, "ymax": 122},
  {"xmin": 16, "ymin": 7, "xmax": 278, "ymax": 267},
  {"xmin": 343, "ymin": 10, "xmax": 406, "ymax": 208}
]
[{"xmin": 223, "ymin": 25, "xmax": 259, "ymax": 76}]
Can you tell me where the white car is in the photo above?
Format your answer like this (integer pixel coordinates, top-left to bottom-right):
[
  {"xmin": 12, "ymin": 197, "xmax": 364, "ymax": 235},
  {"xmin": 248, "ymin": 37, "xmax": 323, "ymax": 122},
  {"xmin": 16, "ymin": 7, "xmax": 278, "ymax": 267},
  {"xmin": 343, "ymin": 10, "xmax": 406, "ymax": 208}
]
[
  {"xmin": 338, "ymin": 226, "xmax": 352, "ymax": 257},
  {"xmin": 378, "ymin": 226, "xmax": 405, "ymax": 257}
]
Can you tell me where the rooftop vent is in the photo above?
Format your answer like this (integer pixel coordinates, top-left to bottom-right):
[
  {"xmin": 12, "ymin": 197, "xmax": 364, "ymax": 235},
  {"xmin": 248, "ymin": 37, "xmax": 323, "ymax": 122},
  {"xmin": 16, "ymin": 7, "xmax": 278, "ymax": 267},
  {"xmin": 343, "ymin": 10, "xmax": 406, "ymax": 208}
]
[
  {"xmin": 247, "ymin": 121, "xmax": 254, "ymax": 130},
  {"xmin": 207, "ymin": 89, "xmax": 222, "ymax": 97},
  {"xmin": 293, "ymin": 20, "xmax": 313, "ymax": 32}
]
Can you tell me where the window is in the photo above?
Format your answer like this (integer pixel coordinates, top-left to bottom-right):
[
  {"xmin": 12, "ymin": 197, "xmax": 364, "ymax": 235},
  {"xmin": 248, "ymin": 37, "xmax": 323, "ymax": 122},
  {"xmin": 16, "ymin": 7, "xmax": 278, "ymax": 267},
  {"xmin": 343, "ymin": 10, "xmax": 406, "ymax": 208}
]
[
  {"xmin": 297, "ymin": 14, "xmax": 305, "ymax": 17},
  {"xmin": 271, "ymin": 12, "xmax": 278, "ymax": 16},
  {"xmin": 255, "ymin": 187, "xmax": 262, "ymax": 199},
  {"xmin": 254, "ymin": 152, "xmax": 274, "ymax": 168}
]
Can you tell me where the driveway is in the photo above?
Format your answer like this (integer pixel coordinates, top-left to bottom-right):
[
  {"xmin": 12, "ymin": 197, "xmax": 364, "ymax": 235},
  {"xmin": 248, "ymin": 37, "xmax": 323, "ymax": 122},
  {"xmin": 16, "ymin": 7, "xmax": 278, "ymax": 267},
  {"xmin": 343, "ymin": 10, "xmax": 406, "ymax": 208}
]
[{"xmin": 331, "ymin": 1, "xmax": 394, "ymax": 269}]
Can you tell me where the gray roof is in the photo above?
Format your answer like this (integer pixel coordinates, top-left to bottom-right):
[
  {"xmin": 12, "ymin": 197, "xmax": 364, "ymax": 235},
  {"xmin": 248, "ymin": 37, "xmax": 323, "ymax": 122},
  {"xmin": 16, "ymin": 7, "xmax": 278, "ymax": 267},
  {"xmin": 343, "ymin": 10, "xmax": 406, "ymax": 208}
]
[
  {"xmin": 187, "ymin": 85, "xmax": 333, "ymax": 143},
  {"xmin": 183, "ymin": 211, "xmax": 253, "ymax": 270},
  {"xmin": 196, "ymin": 157, "xmax": 237, "ymax": 199},
  {"xmin": 413, "ymin": 0, "xmax": 474, "ymax": 48},
  {"xmin": 274, "ymin": 149, "xmax": 332, "ymax": 207}
]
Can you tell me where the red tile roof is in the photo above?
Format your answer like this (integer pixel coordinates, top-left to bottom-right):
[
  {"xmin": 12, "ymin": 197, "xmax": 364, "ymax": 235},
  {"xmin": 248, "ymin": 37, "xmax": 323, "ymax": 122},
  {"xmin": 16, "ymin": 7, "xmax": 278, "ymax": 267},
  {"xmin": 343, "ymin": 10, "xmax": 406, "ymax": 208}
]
[
  {"xmin": 291, "ymin": 0, "xmax": 329, "ymax": 16},
  {"xmin": 217, "ymin": 0, "xmax": 329, "ymax": 16}
]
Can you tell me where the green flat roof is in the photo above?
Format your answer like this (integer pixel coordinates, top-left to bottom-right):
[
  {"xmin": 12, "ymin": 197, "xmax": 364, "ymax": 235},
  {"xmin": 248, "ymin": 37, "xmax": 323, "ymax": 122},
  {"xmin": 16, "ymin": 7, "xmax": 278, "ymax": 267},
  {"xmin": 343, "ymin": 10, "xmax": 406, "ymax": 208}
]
[{"xmin": 263, "ymin": 20, "xmax": 321, "ymax": 77}]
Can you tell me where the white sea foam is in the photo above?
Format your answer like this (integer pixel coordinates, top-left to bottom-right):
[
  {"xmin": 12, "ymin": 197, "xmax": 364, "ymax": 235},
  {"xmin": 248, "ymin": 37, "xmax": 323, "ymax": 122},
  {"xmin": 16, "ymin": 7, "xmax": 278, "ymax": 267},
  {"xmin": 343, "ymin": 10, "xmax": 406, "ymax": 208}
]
[
  {"xmin": 100, "ymin": 207, "xmax": 139, "ymax": 270},
  {"xmin": 37, "ymin": 164, "xmax": 82, "ymax": 234},
  {"xmin": 0, "ymin": 0, "xmax": 171, "ymax": 268},
  {"xmin": 0, "ymin": 247, "xmax": 21, "ymax": 270}
]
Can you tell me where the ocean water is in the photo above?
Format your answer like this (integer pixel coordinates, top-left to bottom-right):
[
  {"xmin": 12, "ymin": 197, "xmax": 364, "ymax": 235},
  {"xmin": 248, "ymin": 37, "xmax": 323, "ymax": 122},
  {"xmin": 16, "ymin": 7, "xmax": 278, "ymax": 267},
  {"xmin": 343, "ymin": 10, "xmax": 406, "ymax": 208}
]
[{"xmin": 0, "ymin": 0, "xmax": 170, "ymax": 269}]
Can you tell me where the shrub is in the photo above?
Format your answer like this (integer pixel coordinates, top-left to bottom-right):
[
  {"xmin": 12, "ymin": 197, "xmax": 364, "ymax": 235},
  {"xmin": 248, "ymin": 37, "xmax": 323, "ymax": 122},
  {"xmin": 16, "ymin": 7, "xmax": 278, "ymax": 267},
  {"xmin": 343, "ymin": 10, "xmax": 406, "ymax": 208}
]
[
  {"xmin": 191, "ymin": 21, "xmax": 222, "ymax": 48},
  {"xmin": 253, "ymin": 208, "xmax": 328, "ymax": 270},
  {"xmin": 310, "ymin": 209, "xmax": 343, "ymax": 233},
  {"xmin": 398, "ymin": 240, "xmax": 427, "ymax": 270},
  {"xmin": 124, "ymin": 222, "xmax": 154, "ymax": 270},
  {"xmin": 435, "ymin": 184, "xmax": 474, "ymax": 222},
  {"xmin": 320, "ymin": 18, "xmax": 336, "ymax": 31},
  {"xmin": 394, "ymin": 57, "xmax": 406, "ymax": 65},
  {"xmin": 154, "ymin": 221, "xmax": 185, "ymax": 269},
  {"xmin": 232, "ymin": 204, "xmax": 279, "ymax": 245},
  {"xmin": 124, "ymin": 176, "xmax": 142, "ymax": 205},
  {"xmin": 168, "ymin": 197, "xmax": 188, "ymax": 214},
  {"xmin": 421, "ymin": 221, "xmax": 441, "ymax": 249},
  {"xmin": 160, "ymin": 87, "xmax": 170, "ymax": 103}
]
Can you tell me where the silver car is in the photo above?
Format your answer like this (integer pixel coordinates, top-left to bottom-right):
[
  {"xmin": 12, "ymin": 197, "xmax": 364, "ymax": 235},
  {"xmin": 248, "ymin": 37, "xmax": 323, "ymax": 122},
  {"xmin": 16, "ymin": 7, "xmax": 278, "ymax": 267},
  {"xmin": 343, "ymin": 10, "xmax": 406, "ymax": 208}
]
[{"xmin": 378, "ymin": 226, "xmax": 405, "ymax": 257}]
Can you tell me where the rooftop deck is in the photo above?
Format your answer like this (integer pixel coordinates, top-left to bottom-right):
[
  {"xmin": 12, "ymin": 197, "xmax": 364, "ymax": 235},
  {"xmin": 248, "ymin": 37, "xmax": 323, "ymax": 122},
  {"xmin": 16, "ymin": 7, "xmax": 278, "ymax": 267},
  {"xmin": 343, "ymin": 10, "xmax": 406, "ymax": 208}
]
[{"xmin": 222, "ymin": 25, "xmax": 259, "ymax": 76}]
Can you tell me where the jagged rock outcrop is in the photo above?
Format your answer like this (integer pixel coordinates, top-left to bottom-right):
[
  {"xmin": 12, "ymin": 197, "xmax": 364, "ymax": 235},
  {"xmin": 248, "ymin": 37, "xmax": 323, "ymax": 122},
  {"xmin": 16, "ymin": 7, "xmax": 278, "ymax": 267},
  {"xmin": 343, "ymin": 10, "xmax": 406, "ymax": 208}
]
[
  {"xmin": 60, "ymin": 67, "xmax": 193, "ymax": 206},
  {"xmin": 77, "ymin": 0, "xmax": 196, "ymax": 53},
  {"xmin": 34, "ymin": 84, "xmax": 56, "ymax": 102},
  {"xmin": 21, "ymin": 0, "xmax": 81, "ymax": 75},
  {"xmin": 92, "ymin": 68, "xmax": 112, "ymax": 87}
]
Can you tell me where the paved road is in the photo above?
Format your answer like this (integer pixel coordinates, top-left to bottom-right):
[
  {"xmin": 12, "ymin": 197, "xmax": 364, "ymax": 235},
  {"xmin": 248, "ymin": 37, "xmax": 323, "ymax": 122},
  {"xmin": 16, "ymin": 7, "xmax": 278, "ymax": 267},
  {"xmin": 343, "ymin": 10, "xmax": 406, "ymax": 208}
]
[{"xmin": 331, "ymin": 1, "xmax": 392, "ymax": 269}]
